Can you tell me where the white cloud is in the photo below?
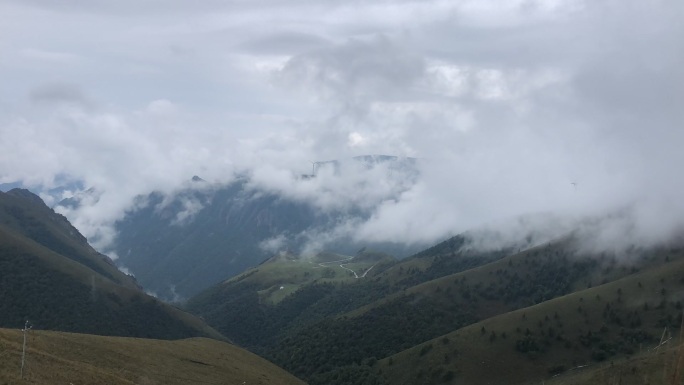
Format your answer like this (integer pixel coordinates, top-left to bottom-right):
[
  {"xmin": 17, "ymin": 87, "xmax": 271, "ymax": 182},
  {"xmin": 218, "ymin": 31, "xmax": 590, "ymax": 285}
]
[
  {"xmin": 145, "ymin": 99, "xmax": 177, "ymax": 116},
  {"xmin": 0, "ymin": 0, "xmax": 682, "ymax": 255},
  {"xmin": 347, "ymin": 132, "xmax": 367, "ymax": 147},
  {"xmin": 260, "ymin": 234, "xmax": 288, "ymax": 253}
]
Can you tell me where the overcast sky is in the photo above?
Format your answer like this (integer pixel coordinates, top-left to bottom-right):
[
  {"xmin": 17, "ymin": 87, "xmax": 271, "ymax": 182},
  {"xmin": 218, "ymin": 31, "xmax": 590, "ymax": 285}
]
[{"xmin": 1, "ymin": 0, "xmax": 682, "ymax": 252}]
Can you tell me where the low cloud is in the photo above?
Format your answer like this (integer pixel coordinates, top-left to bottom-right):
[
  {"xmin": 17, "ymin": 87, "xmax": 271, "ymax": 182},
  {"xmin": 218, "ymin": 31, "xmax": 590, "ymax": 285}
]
[
  {"xmin": 247, "ymin": 157, "xmax": 419, "ymax": 213},
  {"xmin": 260, "ymin": 234, "xmax": 288, "ymax": 254},
  {"xmin": 29, "ymin": 83, "xmax": 93, "ymax": 109},
  {"xmin": 169, "ymin": 197, "xmax": 205, "ymax": 226},
  {"xmin": 1, "ymin": 0, "xmax": 682, "ymax": 258}
]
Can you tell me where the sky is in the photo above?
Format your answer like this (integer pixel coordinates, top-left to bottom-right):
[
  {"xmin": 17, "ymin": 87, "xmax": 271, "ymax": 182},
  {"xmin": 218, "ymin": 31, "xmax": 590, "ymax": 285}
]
[{"xmin": 0, "ymin": 0, "xmax": 683, "ymax": 254}]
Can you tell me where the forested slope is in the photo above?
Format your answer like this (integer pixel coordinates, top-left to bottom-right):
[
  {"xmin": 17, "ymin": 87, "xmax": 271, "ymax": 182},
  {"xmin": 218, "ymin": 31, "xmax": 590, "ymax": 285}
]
[
  {"xmin": 0, "ymin": 189, "xmax": 221, "ymax": 340},
  {"xmin": 187, "ymin": 232, "xmax": 684, "ymax": 384}
]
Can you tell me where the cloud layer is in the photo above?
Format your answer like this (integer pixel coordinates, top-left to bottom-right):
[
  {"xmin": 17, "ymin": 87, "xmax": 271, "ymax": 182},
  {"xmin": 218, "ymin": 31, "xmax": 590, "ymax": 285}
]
[{"xmin": 1, "ymin": 0, "xmax": 682, "ymax": 253}]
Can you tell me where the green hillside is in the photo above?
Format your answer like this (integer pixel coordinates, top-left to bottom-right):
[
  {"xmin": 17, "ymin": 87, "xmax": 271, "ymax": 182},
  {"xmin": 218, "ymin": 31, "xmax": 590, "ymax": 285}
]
[
  {"xmin": 186, "ymin": 250, "xmax": 395, "ymax": 350},
  {"xmin": 187, "ymin": 229, "xmax": 684, "ymax": 384},
  {"xmin": 0, "ymin": 189, "xmax": 137, "ymax": 288},
  {"xmin": 0, "ymin": 328, "xmax": 305, "ymax": 385},
  {"xmin": 379, "ymin": 248, "xmax": 684, "ymax": 384},
  {"xmin": 0, "ymin": 189, "xmax": 221, "ymax": 340}
]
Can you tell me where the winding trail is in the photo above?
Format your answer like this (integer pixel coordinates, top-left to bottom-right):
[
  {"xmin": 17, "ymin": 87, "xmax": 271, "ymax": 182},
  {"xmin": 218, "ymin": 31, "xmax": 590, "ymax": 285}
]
[
  {"xmin": 313, "ymin": 255, "xmax": 377, "ymax": 279},
  {"xmin": 339, "ymin": 261, "xmax": 378, "ymax": 279},
  {"xmin": 315, "ymin": 256, "xmax": 354, "ymax": 268}
]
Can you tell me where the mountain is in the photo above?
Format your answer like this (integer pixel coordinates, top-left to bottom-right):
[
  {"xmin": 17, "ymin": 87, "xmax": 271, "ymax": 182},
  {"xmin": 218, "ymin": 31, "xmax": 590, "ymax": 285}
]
[
  {"xmin": 0, "ymin": 328, "xmax": 305, "ymax": 384},
  {"xmin": 185, "ymin": 233, "xmax": 513, "ymax": 383},
  {"xmin": 0, "ymin": 188, "xmax": 221, "ymax": 340},
  {"xmin": 186, "ymin": 250, "xmax": 398, "ymax": 350},
  {"xmin": 109, "ymin": 155, "xmax": 423, "ymax": 299},
  {"xmin": 185, "ymin": 230, "xmax": 684, "ymax": 384},
  {"xmin": 379, "ymin": 249, "xmax": 684, "ymax": 385},
  {"xmin": 0, "ymin": 178, "xmax": 86, "ymax": 205},
  {"xmin": 112, "ymin": 177, "xmax": 323, "ymax": 300}
]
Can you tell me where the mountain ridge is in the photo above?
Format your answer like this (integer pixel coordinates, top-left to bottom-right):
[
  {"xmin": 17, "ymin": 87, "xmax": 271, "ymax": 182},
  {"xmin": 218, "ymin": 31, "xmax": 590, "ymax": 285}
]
[
  {"xmin": 108, "ymin": 155, "xmax": 423, "ymax": 299},
  {"xmin": 0, "ymin": 188, "xmax": 221, "ymax": 340}
]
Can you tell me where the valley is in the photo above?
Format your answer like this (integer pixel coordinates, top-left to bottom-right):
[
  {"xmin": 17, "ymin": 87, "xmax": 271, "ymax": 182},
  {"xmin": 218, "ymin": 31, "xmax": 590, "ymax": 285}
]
[
  {"xmin": 107, "ymin": 156, "xmax": 423, "ymax": 300},
  {"xmin": 2, "ymin": 186, "xmax": 683, "ymax": 384},
  {"xmin": 2, "ymin": 1, "xmax": 680, "ymax": 383}
]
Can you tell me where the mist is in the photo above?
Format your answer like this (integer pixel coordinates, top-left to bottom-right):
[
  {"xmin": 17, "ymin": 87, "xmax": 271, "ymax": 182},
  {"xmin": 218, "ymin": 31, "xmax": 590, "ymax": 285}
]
[{"xmin": 1, "ymin": 0, "xmax": 682, "ymax": 255}]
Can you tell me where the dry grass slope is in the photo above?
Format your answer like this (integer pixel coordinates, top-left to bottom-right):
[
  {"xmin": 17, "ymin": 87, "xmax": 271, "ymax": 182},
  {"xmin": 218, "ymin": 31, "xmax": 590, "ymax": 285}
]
[{"xmin": 0, "ymin": 329, "xmax": 305, "ymax": 385}]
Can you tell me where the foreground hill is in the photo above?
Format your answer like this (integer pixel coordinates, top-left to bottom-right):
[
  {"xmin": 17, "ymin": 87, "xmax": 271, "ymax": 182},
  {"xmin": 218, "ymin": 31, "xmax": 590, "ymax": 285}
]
[
  {"xmin": 0, "ymin": 189, "xmax": 220, "ymax": 339},
  {"xmin": 0, "ymin": 328, "xmax": 305, "ymax": 385},
  {"xmin": 187, "ymin": 229, "xmax": 684, "ymax": 384}
]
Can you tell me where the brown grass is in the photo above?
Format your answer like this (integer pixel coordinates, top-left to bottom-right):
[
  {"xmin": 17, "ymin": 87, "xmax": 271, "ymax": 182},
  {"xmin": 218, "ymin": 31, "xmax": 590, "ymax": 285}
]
[{"xmin": 0, "ymin": 329, "xmax": 304, "ymax": 385}]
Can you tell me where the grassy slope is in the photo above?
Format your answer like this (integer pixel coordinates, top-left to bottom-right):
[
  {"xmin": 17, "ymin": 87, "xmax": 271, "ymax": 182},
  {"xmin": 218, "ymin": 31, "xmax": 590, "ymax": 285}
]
[
  {"xmin": 185, "ymin": 251, "xmax": 398, "ymax": 361},
  {"xmin": 0, "ymin": 189, "xmax": 136, "ymax": 289},
  {"xmin": 0, "ymin": 190, "xmax": 222, "ymax": 340},
  {"xmin": 0, "ymin": 224, "xmax": 222, "ymax": 339},
  {"xmin": 344, "ymin": 241, "xmax": 568, "ymax": 317},
  {"xmin": 343, "ymin": 238, "xmax": 657, "ymax": 320},
  {"xmin": 262, "ymin": 240, "xmax": 592, "ymax": 381},
  {"xmin": 186, "ymin": 230, "xmax": 684, "ymax": 384},
  {"xmin": 545, "ymin": 346, "xmax": 684, "ymax": 385},
  {"xmin": 0, "ymin": 329, "xmax": 305, "ymax": 385},
  {"xmin": 187, "ymin": 235, "xmax": 649, "ymax": 383},
  {"xmin": 217, "ymin": 252, "xmax": 393, "ymax": 305},
  {"xmin": 379, "ymin": 249, "xmax": 684, "ymax": 385}
]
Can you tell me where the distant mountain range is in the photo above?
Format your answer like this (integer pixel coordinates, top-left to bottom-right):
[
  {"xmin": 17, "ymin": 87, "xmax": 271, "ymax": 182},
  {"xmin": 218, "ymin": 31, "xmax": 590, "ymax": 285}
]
[
  {"xmin": 0, "ymin": 179, "xmax": 86, "ymax": 206},
  {"xmin": 106, "ymin": 155, "xmax": 424, "ymax": 299}
]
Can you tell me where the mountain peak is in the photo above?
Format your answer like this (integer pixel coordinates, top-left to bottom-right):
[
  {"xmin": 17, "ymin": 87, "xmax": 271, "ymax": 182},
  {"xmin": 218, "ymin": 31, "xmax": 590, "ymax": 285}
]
[{"xmin": 6, "ymin": 188, "xmax": 47, "ymax": 207}]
